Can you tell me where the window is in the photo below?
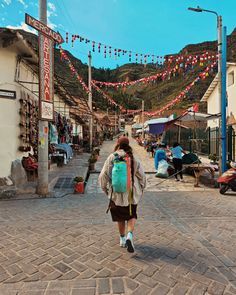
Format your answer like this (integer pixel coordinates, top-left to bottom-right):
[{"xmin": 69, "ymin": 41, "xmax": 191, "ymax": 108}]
[{"xmin": 228, "ymin": 71, "xmax": 234, "ymax": 86}]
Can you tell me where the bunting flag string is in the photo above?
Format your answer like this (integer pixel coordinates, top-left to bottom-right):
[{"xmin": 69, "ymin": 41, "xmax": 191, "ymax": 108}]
[
  {"xmin": 92, "ymin": 60, "xmax": 216, "ymax": 117},
  {"xmin": 59, "ymin": 47, "xmax": 91, "ymax": 94},
  {"xmin": 144, "ymin": 61, "xmax": 217, "ymax": 117},
  {"xmin": 59, "ymin": 44, "xmax": 217, "ymax": 119},
  {"xmin": 92, "ymin": 52, "xmax": 217, "ymax": 89},
  {"xmin": 66, "ymin": 31, "xmax": 216, "ymax": 65}
]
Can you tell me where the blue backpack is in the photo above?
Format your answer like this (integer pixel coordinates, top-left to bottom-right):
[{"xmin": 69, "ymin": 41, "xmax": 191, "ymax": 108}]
[{"xmin": 112, "ymin": 153, "xmax": 128, "ymax": 193}]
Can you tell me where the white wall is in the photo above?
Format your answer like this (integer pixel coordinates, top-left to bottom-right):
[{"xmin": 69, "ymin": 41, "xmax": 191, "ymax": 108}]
[
  {"xmin": 0, "ymin": 46, "xmax": 38, "ymax": 178},
  {"xmin": 0, "ymin": 48, "xmax": 19, "ymax": 177},
  {"xmin": 207, "ymin": 82, "xmax": 220, "ymax": 129},
  {"xmin": 207, "ymin": 65, "xmax": 236, "ymax": 129},
  {"xmin": 54, "ymin": 94, "xmax": 69, "ymax": 117},
  {"xmin": 226, "ymin": 65, "xmax": 236, "ymax": 122}
]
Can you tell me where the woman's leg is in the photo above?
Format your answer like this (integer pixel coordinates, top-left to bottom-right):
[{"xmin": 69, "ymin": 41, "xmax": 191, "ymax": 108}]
[
  {"xmin": 126, "ymin": 218, "xmax": 136, "ymax": 253},
  {"xmin": 178, "ymin": 159, "xmax": 183, "ymax": 179},
  {"xmin": 117, "ymin": 221, "xmax": 126, "ymax": 236},
  {"xmin": 173, "ymin": 158, "xmax": 178, "ymax": 179},
  {"xmin": 127, "ymin": 218, "xmax": 136, "ymax": 233}
]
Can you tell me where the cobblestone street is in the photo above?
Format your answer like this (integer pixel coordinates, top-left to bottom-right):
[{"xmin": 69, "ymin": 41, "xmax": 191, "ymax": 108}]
[{"xmin": 0, "ymin": 135, "xmax": 236, "ymax": 294}]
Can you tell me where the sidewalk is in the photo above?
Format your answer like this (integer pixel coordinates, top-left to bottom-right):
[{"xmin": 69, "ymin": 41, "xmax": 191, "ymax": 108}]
[{"xmin": 0, "ymin": 152, "xmax": 91, "ymax": 200}]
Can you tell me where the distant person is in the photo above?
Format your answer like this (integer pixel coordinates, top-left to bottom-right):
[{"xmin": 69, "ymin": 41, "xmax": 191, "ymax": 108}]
[
  {"xmin": 154, "ymin": 143, "xmax": 167, "ymax": 170},
  {"xmin": 171, "ymin": 142, "xmax": 186, "ymax": 182},
  {"xmin": 99, "ymin": 137, "xmax": 146, "ymax": 253},
  {"xmin": 126, "ymin": 132, "xmax": 129, "ymax": 137},
  {"xmin": 151, "ymin": 141, "xmax": 158, "ymax": 158}
]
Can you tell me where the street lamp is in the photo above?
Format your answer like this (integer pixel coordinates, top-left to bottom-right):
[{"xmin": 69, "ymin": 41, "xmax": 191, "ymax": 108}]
[{"xmin": 188, "ymin": 6, "xmax": 227, "ymax": 173}]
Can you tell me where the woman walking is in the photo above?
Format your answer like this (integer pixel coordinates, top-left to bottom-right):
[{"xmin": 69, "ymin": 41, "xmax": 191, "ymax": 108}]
[
  {"xmin": 99, "ymin": 137, "xmax": 146, "ymax": 253},
  {"xmin": 171, "ymin": 142, "xmax": 186, "ymax": 181}
]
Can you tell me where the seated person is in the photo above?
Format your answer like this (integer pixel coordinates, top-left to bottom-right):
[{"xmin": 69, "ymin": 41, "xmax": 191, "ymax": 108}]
[{"xmin": 154, "ymin": 143, "xmax": 167, "ymax": 170}]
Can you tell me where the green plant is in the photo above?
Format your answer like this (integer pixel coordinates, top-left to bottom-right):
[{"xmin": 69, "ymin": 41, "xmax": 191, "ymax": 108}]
[{"xmin": 73, "ymin": 176, "xmax": 84, "ymax": 183}]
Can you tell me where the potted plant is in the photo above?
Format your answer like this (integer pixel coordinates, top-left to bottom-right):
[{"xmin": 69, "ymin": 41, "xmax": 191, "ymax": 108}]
[
  {"xmin": 88, "ymin": 156, "xmax": 97, "ymax": 171},
  {"xmin": 73, "ymin": 176, "xmax": 84, "ymax": 193}
]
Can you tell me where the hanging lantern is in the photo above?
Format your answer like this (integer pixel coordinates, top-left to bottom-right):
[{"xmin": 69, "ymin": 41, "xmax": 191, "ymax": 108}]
[
  {"xmin": 109, "ymin": 46, "xmax": 112, "ymax": 57},
  {"xmin": 104, "ymin": 46, "xmax": 107, "ymax": 58},
  {"xmin": 66, "ymin": 32, "xmax": 68, "ymax": 43},
  {"xmin": 98, "ymin": 43, "xmax": 101, "ymax": 53},
  {"xmin": 92, "ymin": 41, "xmax": 95, "ymax": 52}
]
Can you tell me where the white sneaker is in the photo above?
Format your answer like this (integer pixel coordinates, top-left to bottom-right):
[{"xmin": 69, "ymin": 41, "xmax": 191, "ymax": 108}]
[
  {"xmin": 120, "ymin": 236, "xmax": 126, "ymax": 248},
  {"xmin": 126, "ymin": 232, "xmax": 135, "ymax": 253}
]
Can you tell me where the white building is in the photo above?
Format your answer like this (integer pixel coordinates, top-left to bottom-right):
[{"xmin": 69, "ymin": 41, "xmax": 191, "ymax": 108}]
[
  {"xmin": 0, "ymin": 28, "xmax": 88, "ymax": 183},
  {"xmin": 201, "ymin": 62, "xmax": 236, "ymax": 159},
  {"xmin": 201, "ymin": 62, "xmax": 236, "ymax": 128}
]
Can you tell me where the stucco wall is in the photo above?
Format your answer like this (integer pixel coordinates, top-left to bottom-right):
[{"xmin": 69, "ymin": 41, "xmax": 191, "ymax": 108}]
[
  {"xmin": 207, "ymin": 65, "xmax": 236, "ymax": 129},
  {"xmin": 0, "ymin": 46, "xmax": 38, "ymax": 178},
  {"xmin": 207, "ymin": 84, "xmax": 220, "ymax": 129},
  {"xmin": 0, "ymin": 49, "xmax": 19, "ymax": 177},
  {"xmin": 226, "ymin": 65, "xmax": 236, "ymax": 121}
]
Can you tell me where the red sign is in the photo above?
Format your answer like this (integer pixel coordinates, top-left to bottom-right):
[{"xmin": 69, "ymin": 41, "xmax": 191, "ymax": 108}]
[
  {"xmin": 39, "ymin": 34, "xmax": 54, "ymax": 120},
  {"xmin": 43, "ymin": 37, "xmax": 51, "ymax": 101},
  {"xmin": 25, "ymin": 13, "xmax": 64, "ymax": 44}
]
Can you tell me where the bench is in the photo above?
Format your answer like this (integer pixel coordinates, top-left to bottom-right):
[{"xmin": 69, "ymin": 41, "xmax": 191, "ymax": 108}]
[{"xmin": 183, "ymin": 164, "xmax": 215, "ymax": 187}]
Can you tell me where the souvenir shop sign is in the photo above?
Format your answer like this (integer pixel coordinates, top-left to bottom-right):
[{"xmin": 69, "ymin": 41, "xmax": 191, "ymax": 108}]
[
  {"xmin": 0, "ymin": 89, "xmax": 16, "ymax": 99},
  {"xmin": 25, "ymin": 14, "xmax": 64, "ymax": 44},
  {"xmin": 39, "ymin": 34, "xmax": 54, "ymax": 120},
  {"xmin": 25, "ymin": 14, "xmax": 64, "ymax": 120}
]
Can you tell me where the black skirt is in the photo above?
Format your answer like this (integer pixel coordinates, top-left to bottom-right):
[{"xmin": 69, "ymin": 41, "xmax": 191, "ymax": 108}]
[{"xmin": 110, "ymin": 201, "xmax": 137, "ymax": 222}]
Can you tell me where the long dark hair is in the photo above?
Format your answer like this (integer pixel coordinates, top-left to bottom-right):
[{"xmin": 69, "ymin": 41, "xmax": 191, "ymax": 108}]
[
  {"xmin": 173, "ymin": 142, "xmax": 180, "ymax": 148},
  {"xmin": 114, "ymin": 143, "xmax": 134, "ymax": 186}
]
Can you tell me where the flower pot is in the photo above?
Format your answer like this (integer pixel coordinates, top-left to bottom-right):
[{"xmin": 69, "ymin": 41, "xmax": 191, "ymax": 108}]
[{"xmin": 74, "ymin": 182, "xmax": 84, "ymax": 194}]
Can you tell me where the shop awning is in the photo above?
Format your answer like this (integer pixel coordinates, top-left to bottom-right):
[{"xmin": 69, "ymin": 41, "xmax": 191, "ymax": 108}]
[
  {"xmin": 178, "ymin": 111, "xmax": 220, "ymax": 122},
  {"xmin": 132, "ymin": 123, "xmax": 143, "ymax": 129}
]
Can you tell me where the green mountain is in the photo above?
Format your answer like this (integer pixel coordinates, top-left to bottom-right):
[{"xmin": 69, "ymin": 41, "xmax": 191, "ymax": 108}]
[{"xmin": 11, "ymin": 28, "xmax": 236, "ymax": 114}]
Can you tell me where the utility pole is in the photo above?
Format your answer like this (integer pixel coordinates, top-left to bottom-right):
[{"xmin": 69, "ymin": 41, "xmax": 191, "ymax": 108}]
[
  {"xmin": 142, "ymin": 99, "xmax": 144, "ymax": 139},
  {"xmin": 88, "ymin": 51, "xmax": 93, "ymax": 152},
  {"xmin": 217, "ymin": 16, "xmax": 223, "ymax": 174},
  {"xmin": 37, "ymin": 0, "xmax": 49, "ymax": 195},
  {"xmin": 115, "ymin": 111, "xmax": 117, "ymax": 134},
  {"xmin": 221, "ymin": 26, "xmax": 227, "ymax": 172}
]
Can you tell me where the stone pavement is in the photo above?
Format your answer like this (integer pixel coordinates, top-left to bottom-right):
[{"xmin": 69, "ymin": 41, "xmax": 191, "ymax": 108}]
[{"xmin": 1, "ymin": 135, "xmax": 236, "ymax": 294}]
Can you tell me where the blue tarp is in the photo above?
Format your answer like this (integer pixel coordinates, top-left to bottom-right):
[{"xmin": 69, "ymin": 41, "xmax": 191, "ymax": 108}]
[{"xmin": 149, "ymin": 123, "xmax": 166, "ymax": 135}]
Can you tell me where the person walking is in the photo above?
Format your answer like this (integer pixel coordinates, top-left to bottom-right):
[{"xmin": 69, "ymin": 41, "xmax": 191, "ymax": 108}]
[
  {"xmin": 171, "ymin": 142, "xmax": 186, "ymax": 181},
  {"xmin": 154, "ymin": 143, "xmax": 167, "ymax": 170},
  {"xmin": 99, "ymin": 137, "xmax": 146, "ymax": 253}
]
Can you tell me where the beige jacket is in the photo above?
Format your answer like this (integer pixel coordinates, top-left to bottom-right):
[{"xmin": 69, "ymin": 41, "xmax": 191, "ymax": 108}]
[{"xmin": 98, "ymin": 150, "xmax": 146, "ymax": 206}]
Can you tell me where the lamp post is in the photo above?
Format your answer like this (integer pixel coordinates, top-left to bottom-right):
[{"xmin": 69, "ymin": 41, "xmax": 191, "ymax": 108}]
[{"xmin": 188, "ymin": 6, "xmax": 227, "ymax": 173}]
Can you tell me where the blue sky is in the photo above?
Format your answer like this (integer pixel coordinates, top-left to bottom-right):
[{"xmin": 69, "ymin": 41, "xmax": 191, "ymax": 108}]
[{"xmin": 1, "ymin": 0, "xmax": 235, "ymax": 69}]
